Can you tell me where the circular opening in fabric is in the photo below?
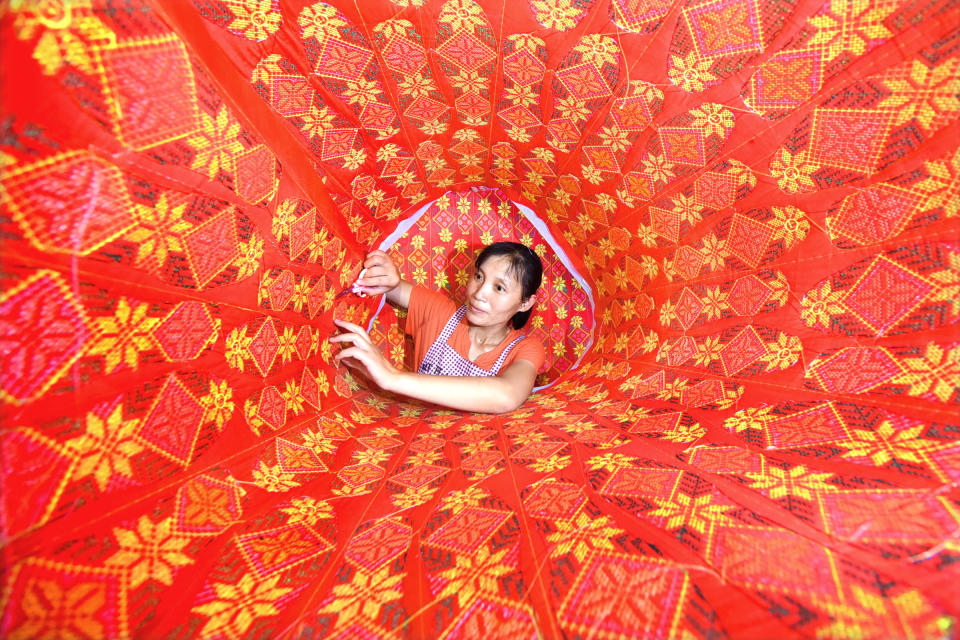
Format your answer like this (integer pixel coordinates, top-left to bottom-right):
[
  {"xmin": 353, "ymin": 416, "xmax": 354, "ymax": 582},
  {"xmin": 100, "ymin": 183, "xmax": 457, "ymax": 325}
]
[{"xmin": 365, "ymin": 187, "xmax": 595, "ymax": 390}]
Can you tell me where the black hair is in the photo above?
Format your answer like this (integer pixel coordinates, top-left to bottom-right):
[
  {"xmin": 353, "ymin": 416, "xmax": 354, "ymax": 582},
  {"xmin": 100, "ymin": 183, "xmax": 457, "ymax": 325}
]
[{"xmin": 475, "ymin": 241, "xmax": 543, "ymax": 329}]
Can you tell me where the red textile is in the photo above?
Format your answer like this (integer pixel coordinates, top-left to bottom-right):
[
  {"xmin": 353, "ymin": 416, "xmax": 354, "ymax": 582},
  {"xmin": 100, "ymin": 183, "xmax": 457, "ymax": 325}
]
[{"xmin": 1, "ymin": 0, "xmax": 959, "ymax": 638}]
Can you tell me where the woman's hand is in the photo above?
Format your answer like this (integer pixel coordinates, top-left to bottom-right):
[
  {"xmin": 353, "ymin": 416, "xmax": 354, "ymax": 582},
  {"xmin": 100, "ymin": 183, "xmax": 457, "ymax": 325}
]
[
  {"xmin": 329, "ymin": 319, "xmax": 399, "ymax": 390},
  {"xmin": 355, "ymin": 250, "xmax": 400, "ymax": 297},
  {"xmin": 330, "ymin": 318, "xmax": 539, "ymax": 413}
]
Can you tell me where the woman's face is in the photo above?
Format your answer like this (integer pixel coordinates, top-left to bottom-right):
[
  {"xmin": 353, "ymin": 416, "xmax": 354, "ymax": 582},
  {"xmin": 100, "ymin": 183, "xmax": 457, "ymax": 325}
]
[{"xmin": 465, "ymin": 255, "xmax": 533, "ymax": 328}]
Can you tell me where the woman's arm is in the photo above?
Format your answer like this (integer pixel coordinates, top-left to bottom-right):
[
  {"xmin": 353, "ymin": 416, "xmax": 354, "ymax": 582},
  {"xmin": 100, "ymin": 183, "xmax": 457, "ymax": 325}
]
[
  {"xmin": 355, "ymin": 250, "xmax": 412, "ymax": 309},
  {"xmin": 330, "ymin": 320, "xmax": 537, "ymax": 413},
  {"xmin": 388, "ymin": 360, "xmax": 537, "ymax": 414}
]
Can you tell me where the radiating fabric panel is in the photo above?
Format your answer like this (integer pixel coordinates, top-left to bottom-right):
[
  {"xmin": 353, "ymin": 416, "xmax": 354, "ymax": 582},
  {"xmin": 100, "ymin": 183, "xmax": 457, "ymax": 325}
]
[{"xmin": 1, "ymin": 0, "xmax": 958, "ymax": 638}]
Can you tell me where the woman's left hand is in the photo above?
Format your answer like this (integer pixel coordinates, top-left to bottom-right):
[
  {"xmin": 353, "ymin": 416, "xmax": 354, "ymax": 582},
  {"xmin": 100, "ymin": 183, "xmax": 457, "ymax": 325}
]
[{"xmin": 329, "ymin": 319, "xmax": 398, "ymax": 390}]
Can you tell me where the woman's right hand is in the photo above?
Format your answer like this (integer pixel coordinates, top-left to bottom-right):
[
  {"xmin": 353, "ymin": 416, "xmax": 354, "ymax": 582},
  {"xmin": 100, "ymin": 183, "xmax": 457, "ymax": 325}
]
[{"xmin": 355, "ymin": 250, "xmax": 401, "ymax": 296}]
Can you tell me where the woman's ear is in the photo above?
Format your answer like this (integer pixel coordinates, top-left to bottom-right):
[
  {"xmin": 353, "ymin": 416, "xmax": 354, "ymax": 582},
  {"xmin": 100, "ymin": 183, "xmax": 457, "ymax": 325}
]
[{"xmin": 519, "ymin": 294, "xmax": 536, "ymax": 312}]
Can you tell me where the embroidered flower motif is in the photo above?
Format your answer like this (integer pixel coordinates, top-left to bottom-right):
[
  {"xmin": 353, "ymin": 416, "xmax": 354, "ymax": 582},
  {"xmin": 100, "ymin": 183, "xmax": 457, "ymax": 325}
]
[
  {"xmin": 690, "ymin": 103, "xmax": 735, "ymax": 137},
  {"xmin": 641, "ymin": 153, "xmax": 676, "ymax": 186},
  {"xmin": 236, "ymin": 234, "xmax": 264, "ymax": 279},
  {"xmin": 278, "ymin": 497, "xmax": 333, "ymax": 526},
  {"xmin": 398, "ymin": 72, "xmax": 434, "ymax": 100},
  {"xmin": 298, "ymin": 2, "xmax": 346, "ymax": 40},
  {"xmin": 724, "ymin": 406, "xmax": 769, "ymax": 433},
  {"xmin": 392, "ymin": 485, "xmax": 436, "ymax": 509},
  {"xmin": 202, "ymin": 380, "xmax": 235, "ymax": 431},
  {"xmin": 300, "ymin": 103, "xmax": 335, "ymax": 139},
  {"xmin": 342, "ymin": 147, "xmax": 367, "ymax": 171},
  {"xmin": 192, "ymin": 573, "xmax": 294, "ymax": 637},
  {"xmin": 668, "ymin": 52, "xmax": 718, "ymax": 93},
  {"xmin": 126, "ymin": 195, "xmax": 191, "ymax": 273},
  {"xmin": 881, "ymin": 59, "xmax": 960, "ymax": 131},
  {"xmin": 807, "ymin": 3, "xmax": 895, "ymax": 62},
  {"xmin": 700, "ymin": 233, "xmax": 726, "ymax": 270},
  {"xmin": 581, "ymin": 163, "xmax": 603, "ymax": 184},
  {"xmin": 11, "ymin": 0, "xmax": 114, "ymax": 75},
  {"xmin": 586, "ymin": 452, "xmax": 637, "ymax": 472},
  {"xmin": 527, "ymin": 453, "xmax": 569, "ymax": 473},
  {"xmin": 439, "ymin": 486, "xmax": 489, "ymax": 513},
  {"xmin": 555, "ymin": 95, "xmax": 591, "ymax": 124},
  {"xmin": 771, "ymin": 205, "xmax": 810, "ymax": 247},
  {"xmin": 694, "ymin": 336, "xmax": 723, "ymax": 366},
  {"xmin": 659, "ymin": 299, "xmax": 677, "ymax": 326},
  {"xmin": 225, "ymin": 0, "xmax": 282, "ymax": 41},
  {"xmin": 87, "ymin": 299, "xmax": 160, "ymax": 373},
  {"xmin": 636, "ymin": 224, "xmax": 658, "ymax": 248},
  {"xmin": 761, "ymin": 333, "xmax": 802, "ymax": 371},
  {"xmin": 801, "ymin": 280, "xmax": 844, "ymax": 329},
  {"xmin": 573, "ymin": 34, "xmax": 618, "ymax": 69},
  {"xmin": 770, "ymin": 148, "xmax": 817, "ymax": 194},
  {"xmin": 64, "ymin": 402, "xmax": 144, "ymax": 491},
  {"xmin": 531, "ymin": 0, "xmax": 583, "ymax": 31},
  {"xmin": 343, "ymin": 78, "xmax": 379, "ymax": 107},
  {"xmin": 439, "ymin": 0, "xmax": 486, "ymax": 32},
  {"xmin": 701, "ymin": 287, "xmax": 726, "ymax": 320},
  {"xmin": 451, "ymin": 69, "xmax": 486, "ymax": 94},
  {"xmin": 187, "ymin": 106, "xmax": 244, "ymax": 179},
  {"xmin": 252, "ymin": 461, "xmax": 300, "ymax": 492},
  {"xmin": 894, "ymin": 343, "xmax": 960, "ymax": 403},
  {"xmin": 105, "ymin": 516, "xmax": 193, "ymax": 588},
  {"xmin": 503, "ymin": 83, "xmax": 537, "ymax": 108}
]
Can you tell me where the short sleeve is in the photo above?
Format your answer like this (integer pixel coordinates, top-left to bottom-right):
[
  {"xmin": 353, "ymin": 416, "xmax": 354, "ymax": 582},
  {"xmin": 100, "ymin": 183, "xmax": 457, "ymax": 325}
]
[
  {"xmin": 508, "ymin": 335, "xmax": 546, "ymax": 372},
  {"xmin": 407, "ymin": 285, "xmax": 456, "ymax": 335},
  {"xmin": 406, "ymin": 285, "xmax": 457, "ymax": 368}
]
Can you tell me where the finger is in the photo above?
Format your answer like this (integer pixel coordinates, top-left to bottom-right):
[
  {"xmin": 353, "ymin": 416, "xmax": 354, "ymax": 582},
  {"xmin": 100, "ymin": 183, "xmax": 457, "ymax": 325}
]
[
  {"xmin": 354, "ymin": 267, "xmax": 377, "ymax": 283},
  {"xmin": 329, "ymin": 332, "xmax": 361, "ymax": 345},
  {"xmin": 363, "ymin": 251, "xmax": 389, "ymax": 269},
  {"xmin": 358, "ymin": 286, "xmax": 390, "ymax": 296},
  {"xmin": 361, "ymin": 265, "xmax": 394, "ymax": 278},
  {"xmin": 334, "ymin": 346, "xmax": 360, "ymax": 362},
  {"xmin": 335, "ymin": 354, "xmax": 361, "ymax": 371},
  {"xmin": 334, "ymin": 347, "xmax": 372, "ymax": 370},
  {"xmin": 356, "ymin": 271, "xmax": 391, "ymax": 286},
  {"xmin": 329, "ymin": 333, "xmax": 375, "ymax": 352}
]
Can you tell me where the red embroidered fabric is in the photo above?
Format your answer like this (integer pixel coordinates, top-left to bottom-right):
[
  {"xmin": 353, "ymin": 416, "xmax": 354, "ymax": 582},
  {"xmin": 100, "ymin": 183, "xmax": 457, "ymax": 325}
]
[{"xmin": 1, "ymin": 1, "xmax": 958, "ymax": 638}]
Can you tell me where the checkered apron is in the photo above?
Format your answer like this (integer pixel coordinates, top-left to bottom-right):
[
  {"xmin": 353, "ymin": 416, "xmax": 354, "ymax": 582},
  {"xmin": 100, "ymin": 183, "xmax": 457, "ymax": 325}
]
[{"xmin": 418, "ymin": 306, "xmax": 525, "ymax": 377}]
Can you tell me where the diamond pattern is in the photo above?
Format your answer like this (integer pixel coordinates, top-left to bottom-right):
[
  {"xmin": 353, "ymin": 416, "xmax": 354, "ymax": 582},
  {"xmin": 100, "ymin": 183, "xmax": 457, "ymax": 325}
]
[{"xmin": 0, "ymin": 272, "xmax": 90, "ymax": 404}]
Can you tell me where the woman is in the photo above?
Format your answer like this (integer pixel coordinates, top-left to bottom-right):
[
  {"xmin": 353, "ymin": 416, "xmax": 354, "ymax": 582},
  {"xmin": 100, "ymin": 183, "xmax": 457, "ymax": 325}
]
[{"xmin": 330, "ymin": 242, "xmax": 545, "ymax": 413}]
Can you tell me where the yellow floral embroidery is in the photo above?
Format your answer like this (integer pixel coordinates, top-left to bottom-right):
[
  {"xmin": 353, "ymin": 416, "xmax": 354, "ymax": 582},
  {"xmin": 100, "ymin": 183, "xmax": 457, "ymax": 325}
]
[
  {"xmin": 770, "ymin": 148, "xmax": 818, "ymax": 194},
  {"xmin": 668, "ymin": 52, "xmax": 717, "ymax": 93},
  {"xmin": 87, "ymin": 299, "xmax": 159, "ymax": 373},
  {"xmin": 298, "ymin": 2, "xmax": 346, "ymax": 40},
  {"xmin": 64, "ymin": 402, "xmax": 144, "ymax": 491},
  {"xmin": 105, "ymin": 516, "xmax": 193, "ymax": 588},
  {"xmin": 224, "ymin": 0, "xmax": 282, "ymax": 41},
  {"xmin": 192, "ymin": 573, "xmax": 294, "ymax": 638},
  {"xmin": 186, "ymin": 106, "xmax": 244, "ymax": 179}
]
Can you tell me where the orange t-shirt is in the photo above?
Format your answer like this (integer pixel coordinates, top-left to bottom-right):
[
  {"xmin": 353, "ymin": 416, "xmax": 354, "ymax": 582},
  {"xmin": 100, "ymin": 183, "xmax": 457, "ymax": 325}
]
[{"xmin": 406, "ymin": 286, "xmax": 546, "ymax": 374}]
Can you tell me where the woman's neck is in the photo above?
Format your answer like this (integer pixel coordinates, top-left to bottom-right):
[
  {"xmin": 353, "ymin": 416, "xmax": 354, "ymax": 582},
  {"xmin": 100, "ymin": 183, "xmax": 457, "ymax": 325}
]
[{"xmin": 468, "ymin": 322, "xmax": 511, "ymax": 347}]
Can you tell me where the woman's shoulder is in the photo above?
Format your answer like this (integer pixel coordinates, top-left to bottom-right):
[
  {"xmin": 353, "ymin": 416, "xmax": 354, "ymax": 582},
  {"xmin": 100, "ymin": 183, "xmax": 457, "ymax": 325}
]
[
  {"xmin": 509, "ymin": 331, "xmax": 546, "ymax": 366},
  {"xmin": 408, "ymin": 284, "xmax": 458, "ymax": 331},
  {"xmin": 410, "ymin": 284, "xmax": 457, "ymax": 312},
  {"xmin": 513, "ymin": 329, "xmax": 543, "ymax": 346}
]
